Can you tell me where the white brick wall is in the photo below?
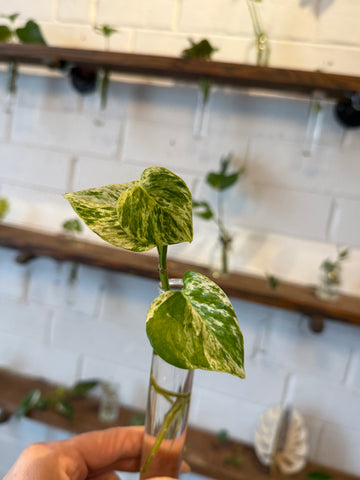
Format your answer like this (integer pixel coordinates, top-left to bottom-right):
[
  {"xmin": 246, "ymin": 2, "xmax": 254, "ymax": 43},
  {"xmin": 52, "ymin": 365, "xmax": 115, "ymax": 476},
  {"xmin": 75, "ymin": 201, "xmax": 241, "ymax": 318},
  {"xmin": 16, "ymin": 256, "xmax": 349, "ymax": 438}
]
[{"xmin": 1, "ymin": 0, "xmax": 360, "ymax": 476}]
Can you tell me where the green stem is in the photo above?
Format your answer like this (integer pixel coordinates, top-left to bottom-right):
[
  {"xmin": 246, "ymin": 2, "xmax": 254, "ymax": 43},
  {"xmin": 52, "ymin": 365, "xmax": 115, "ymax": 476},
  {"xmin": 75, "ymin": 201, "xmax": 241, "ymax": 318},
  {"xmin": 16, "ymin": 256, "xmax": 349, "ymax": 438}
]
[
  {"xmin": 7, "ymin": 60, "xmax": 18, "ymax": 95},
  {"xmin": 141, "ymin": 374, "xmax": 191, "ymax": 474},
  {"xmin": 157, "ymin": 245, "xmax": 169, "ymax": 292},
  {"xmin": 100, "ymin": 68, "xmax": 109, "ymax": 110}
]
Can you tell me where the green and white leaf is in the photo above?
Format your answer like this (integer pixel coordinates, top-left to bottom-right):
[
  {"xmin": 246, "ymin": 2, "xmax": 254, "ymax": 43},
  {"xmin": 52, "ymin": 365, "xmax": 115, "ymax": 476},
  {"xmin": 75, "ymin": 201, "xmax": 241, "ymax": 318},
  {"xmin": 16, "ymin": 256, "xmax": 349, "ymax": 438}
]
[
  {"xmin": 117, "ymin": 167, "xmax": 193, "ymax": 249},
  {"xmin": 146, "ymin": 270, "xmax": 245, "ymax": 379},
  {"xmin": 64, "ymin": 167, "xmax": 193, "ymax": 252}
]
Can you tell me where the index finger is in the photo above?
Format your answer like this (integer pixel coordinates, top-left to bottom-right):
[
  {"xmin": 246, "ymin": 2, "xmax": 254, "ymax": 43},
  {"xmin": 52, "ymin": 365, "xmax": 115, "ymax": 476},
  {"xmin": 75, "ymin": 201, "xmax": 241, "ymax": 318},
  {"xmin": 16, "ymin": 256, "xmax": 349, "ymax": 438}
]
[{"xmin": 66, "ymin": 426, "xmax": 144, "ymax": 475}]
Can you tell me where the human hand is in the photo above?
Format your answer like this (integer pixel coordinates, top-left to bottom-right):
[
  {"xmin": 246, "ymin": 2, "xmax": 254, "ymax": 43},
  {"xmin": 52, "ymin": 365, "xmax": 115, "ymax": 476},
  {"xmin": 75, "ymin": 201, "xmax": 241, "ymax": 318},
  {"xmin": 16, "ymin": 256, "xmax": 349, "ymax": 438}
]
[{"xmin": 3, "ymin": 426, "xmax": 183, "ymax": 480}]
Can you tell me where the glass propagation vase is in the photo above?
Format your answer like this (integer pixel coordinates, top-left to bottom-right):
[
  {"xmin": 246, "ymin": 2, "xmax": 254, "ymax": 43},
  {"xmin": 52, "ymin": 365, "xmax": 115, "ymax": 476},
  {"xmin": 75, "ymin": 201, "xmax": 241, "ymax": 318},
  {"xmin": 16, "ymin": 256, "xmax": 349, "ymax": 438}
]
[{"xmin": 139, "ymin": 279, "xmax": 194, "ymax": 479}]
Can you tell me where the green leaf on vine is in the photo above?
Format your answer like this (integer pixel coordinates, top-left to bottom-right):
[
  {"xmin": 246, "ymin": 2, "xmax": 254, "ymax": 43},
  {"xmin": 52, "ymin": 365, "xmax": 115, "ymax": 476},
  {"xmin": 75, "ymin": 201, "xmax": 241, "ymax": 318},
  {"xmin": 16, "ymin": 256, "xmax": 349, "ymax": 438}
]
[
  {"xmin": 70, "ymin": 379, "xmax": 99, "ymax": 397},
  {"xmin": 15, "ymin": 389, "xmax": 41, "ymax": 418},
  {"xmin": 0, "ymin": 198, "xmax": 9, "ymax": 220},
  {"xmin": 193, "ymin": 200, "xmax": 213, "ymax": 220},
  {"xmin": 63, "ymin": 218, "xmax": 83, "ymax": 234},
  {"xmin": 16, "ymin": 20, "xmax": 46, "ymax": 44},
  {"xmin": 94, "ymin": 24, "xmax": 118, "ymax": 37},
  {"xmin": 206, "ymin": 154, "xmax": 245, "ymax": 190},
  {"xmin": 64, "ymin": 167, "xmax": 193, "ymax": 252},
  {"xmin": 146, "ymin": 270, "xmax": 245, "ymax": 379},
  {"xmin": 182, "ymin": 38, "xmax": 218, "ymax": 60},
  {"xmin": 0, "ymin": 25, "xmax": 12, "ymax": 42}
]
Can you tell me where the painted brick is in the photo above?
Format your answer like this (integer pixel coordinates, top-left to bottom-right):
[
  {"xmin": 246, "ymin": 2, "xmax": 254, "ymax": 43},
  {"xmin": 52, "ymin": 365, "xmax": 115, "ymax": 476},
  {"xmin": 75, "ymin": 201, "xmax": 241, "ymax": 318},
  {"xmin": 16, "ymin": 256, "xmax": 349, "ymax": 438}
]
[
  {"xmin": 0, "ymin": 248, "xmax": 27, "ymax": 300},
  {"xmin": 291, "ymin": 373, "xmax": 360, "ymax": 431},
  {"xmin": 1, "ymin": 183, "xmax": 75, "ymax": 233},
  {"xmin": 127, "ymin": 83, "xmax": 197, "ymax": 127},
  {"xmin": 72, "ymin": 157, "xmax": 144, "ymax": 191},
  {"xmin": 0, "ymin": 331, "xmax": 80, "ymax": 385},
  {"xmin": 98, "ymin": 272, "xmax": 156, "ymax": 369},
  {"xmin": 123, "ymin": 118, "xmax": 247, "ymax": 176},
  {"xmin": 0, "ymin": 297, "xmax": 49, "ymax": 340},
  {"xmin": 0, "ymin": 143, "xmax": 71, "ymax": 191},
  {"xmin": 317, "ymin": 0, "xmax": 360, "ymax": 45},
  {"xmin": 40, "ymin": 24, "xmax": 111, "ymax": 50},
  {"xmin": 194, "ymin": 356, "xmax": 287, "ymax": 407},
  {"xmin": 133, "ymin": 31, "xmax": 190, "ymax": 57},
  {"xmin": 82, "ymin": 356, "xmax": 149, "ymax": 410},
  {"xmin": 230, "ymin": 298, "xmax": 271, "ymax": 359},
  {"xmin": 316, "ymin": 423, "xmax": 360, "ymax": 475},
  {"xmin": 247, "ymin": 139, "xmax": 352, "ymax": 195},
  {"xmin": 178, "ymin": 0, "xmax": 251, "ymax": 35},
  {"xmin": 96, "ymin": 0, "xmax": 175, "ymax": 30},
  {"xmin": 15, "ymin": 73, "xmax": 79, "ymax": 112},
  {"xmin": 0, "ymin": 3, "xmax": 53, "ymax": 21},
  {"xmin": 27, "ymin": 259, "xmax": 104, "ymax": 315},
  {"xmin": 51, "ymin": 306, "xmax": 153, "ymax": 370},
  {"xmin": 189, "ymin": 387, "xmax": 265, "ymax": 444},
  {"xmin": 57, "ymin": 0, "xmax": 90, "ymax": 23},
  {"xmin": 262, "ymin": 0, "xmax": 317, "ymax": 42},
  {"xmin": 345, "ymin": 342, "xmax": 360, "ymax": 392},
  {"xmin": 11, "ymin": 108, "xmax": 122, "ymax": 157},
  {"xmin": 209, "ymin": 90, "xmax": 309, "ymax": 143},
  {"xmin": 27, "ymin": 258, "xmax": 67, "ymax": 308},
  {"xmin": 65, "ymin": 264, "xmax": 105, "ymax": 315},
  {"xmin": 329, "ymin": 197, "xmax": 360, "ymax": 249},
  {"xmin": 265, "ymin": 311, "xmax": 353, "ymax": 381},
  {"xmin": 0, "ymin": 111, "xmax": 9, "ymax": 142},
  {"xmin": 82, "ymin": 80, "xmax": 134, "ymax": 117},
  {"xmin": 197, "ymin": 179, "xmax": 332, "ymax": 241}
]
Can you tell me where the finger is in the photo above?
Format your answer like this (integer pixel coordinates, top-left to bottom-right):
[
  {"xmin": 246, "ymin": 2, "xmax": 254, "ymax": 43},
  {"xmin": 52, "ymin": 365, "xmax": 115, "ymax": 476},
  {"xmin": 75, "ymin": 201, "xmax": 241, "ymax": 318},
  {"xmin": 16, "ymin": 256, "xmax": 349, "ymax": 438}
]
[{"xmin": 65, "ymin": 426, "xmax": 144, "ymax": 474}]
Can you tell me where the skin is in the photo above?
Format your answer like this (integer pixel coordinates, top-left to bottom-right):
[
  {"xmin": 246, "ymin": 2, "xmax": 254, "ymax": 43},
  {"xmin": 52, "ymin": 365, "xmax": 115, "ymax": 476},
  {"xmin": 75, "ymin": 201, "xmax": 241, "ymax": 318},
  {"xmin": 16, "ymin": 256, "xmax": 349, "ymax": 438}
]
[{"xmin": 3, "ymin": 426, "xmax": 185, "ymax": 480}]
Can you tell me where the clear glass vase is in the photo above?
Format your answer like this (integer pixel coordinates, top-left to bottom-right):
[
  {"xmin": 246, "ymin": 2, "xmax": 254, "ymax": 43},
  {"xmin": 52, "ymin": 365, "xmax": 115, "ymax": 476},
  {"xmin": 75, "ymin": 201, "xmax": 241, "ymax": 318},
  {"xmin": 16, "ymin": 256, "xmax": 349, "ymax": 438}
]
[
  {"xmin": 139, "ymin": 279, "xmax": 194, "ymax": 479},
  {"xmin": 315, "ymin": 264, "xmax": 341, "ymax": 302}
]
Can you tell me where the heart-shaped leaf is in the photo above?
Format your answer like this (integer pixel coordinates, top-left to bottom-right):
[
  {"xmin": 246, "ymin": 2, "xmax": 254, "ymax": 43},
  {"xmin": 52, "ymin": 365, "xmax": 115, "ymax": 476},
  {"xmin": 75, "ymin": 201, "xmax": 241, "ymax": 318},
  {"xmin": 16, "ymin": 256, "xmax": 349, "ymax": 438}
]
[
  {"xmin": 146, "ymin": 270, "xmax": 245, "ymax": 379},
  {"xmin": 64, "ymin": 182, "xmax": 150, "ymax": 251},
  {"xmin": 116, "ymin": 167, "xmax": 193, "ymax": 249},
  {"xmin": 16, "ymin": 20, "xmax": 46, "ymax": 44},
  {"xmin": 64, "ymin": 167, "xmax": 193, "ymax": 252},
  {"xmin": 0, "ymin": 25, "xmax": 11, "ymax": 42}
]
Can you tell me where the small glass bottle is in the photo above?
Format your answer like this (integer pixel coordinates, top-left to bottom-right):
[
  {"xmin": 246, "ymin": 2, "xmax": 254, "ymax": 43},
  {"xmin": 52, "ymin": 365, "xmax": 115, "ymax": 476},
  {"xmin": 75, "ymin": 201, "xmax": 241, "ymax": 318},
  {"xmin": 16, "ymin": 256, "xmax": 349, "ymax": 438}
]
[
  {"xmin": 98, "ymin": 381, "xmax": 120, "ymax": 423},
  {"xmin": 139, "ymin": 279, "xmax": 194, "ymax": 479}
]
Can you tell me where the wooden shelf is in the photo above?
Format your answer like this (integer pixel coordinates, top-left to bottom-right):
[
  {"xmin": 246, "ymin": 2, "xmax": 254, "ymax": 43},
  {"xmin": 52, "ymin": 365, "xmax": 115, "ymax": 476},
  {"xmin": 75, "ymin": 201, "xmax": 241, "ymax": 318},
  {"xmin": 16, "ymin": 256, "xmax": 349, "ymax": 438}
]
[
  {"xmin": 1, "ymin": 224, "xmax": 360, "ymax": 332},
  {"xmin": 0, "ymin": 43, "xmax": 360, "ymax": 98},
  {"xmin": 1, "ymin": 369, "xmax": 358, "ymax": 480}
]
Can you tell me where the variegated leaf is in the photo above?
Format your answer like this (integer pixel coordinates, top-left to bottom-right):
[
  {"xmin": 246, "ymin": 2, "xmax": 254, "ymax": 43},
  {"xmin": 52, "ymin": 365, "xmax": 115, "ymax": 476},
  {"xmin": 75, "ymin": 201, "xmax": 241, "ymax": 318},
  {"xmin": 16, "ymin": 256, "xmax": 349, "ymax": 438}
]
[
  {"xmin": 146, "ymin": 270, "xmax": 245, "ymax": 379},
  {"xmin": 64, "ymin": 182, "xmax": 152, "ymax": 251},
  {"xmin": 64, "ymin": 167, "xmax": 193, "ymax": 252},
  {"xmin": 117, "ymin": 167, "xmax": 193, "ymax": 249}
]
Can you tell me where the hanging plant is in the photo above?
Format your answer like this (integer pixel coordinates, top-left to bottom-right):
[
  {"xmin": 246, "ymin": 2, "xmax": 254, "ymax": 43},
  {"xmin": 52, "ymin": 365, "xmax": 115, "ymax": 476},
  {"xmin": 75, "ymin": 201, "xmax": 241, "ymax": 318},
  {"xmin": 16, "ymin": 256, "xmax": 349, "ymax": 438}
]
[
  {"xmin": 182, "ymin": 38, "xmax": 218, "ymax": 138},
  {"xmin": 15, "ymin": 379, "xmax": 99, "ymax": 421},
  {"xmin": 93, "ymin": 24, "xmax": 119, "ymax": 126},
  {"xmin": 316, "ymin": 248, "xmax": 349, "ymax": 302},
  {"xmin": 62, "ymin": 218, "xmax": 83, "ymax": 284},
  {"xmin": 246, "ymin": 0, "xmax": 270, "ymax": 66},
  {"xmin": 0, "ymin": 197, "xmax": 9, "ymax": 221},
  {"xmin": 0, "ymin": 13, "xmax": 46, "ymax": 113},
  {"xmin": 193, "ymin": 154, "xmax": 245, "ymax": 277}
]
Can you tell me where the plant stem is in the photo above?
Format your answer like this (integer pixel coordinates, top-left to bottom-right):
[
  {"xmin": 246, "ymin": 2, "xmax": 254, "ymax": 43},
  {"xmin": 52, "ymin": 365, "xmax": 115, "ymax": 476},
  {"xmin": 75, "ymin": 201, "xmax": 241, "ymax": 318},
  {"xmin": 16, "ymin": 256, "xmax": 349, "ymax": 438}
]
[
  {"xmin": 100, "ymin": 68, "xmax": 109, "ymax": 110},
  {"xmin": 157, "ymin": 245, "xmax": 169, "ymax": 292}
]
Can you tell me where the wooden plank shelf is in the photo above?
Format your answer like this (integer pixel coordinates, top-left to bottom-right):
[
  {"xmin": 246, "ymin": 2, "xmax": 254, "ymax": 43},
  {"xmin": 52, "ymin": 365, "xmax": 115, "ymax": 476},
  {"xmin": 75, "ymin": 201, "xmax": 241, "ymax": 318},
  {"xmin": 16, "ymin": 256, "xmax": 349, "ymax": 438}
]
[
  {"xmin": 0, "ymin": 43, "xmax": 360, "ymax": 98},
  {"xmin": 1, "ymin": 224, "xmax": 360, "ymax": 331},
  {"xmin": 0, "ymin": 369, "xmax": 358, "ymax": 480}
]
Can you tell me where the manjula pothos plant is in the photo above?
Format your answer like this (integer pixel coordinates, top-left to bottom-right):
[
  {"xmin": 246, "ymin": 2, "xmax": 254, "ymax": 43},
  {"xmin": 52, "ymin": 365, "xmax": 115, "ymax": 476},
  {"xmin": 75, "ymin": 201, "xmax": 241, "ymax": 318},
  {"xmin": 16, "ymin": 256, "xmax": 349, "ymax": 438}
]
[{"xmin": 64, "ymin": 166, "xmax": 245, "ymax": 478}]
